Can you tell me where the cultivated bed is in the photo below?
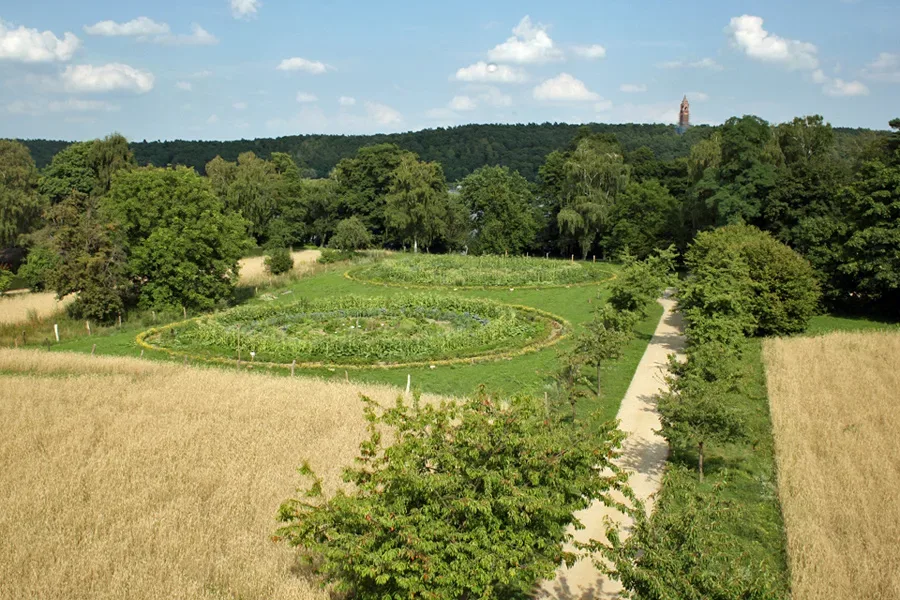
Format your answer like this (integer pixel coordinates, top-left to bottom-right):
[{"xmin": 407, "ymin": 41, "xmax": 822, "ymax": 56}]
[{"xmin": 347, "ymin": 254, "xmax": 615, "ymax": 289}]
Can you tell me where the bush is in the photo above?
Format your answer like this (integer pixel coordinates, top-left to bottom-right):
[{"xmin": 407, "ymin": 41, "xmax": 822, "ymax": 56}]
[
  {"xmin": 608, "ymin": 246, "xmax": 677, "ymax": 315},
  {"xmin": 682, "ymin": 225, "xmax": 820, "ymax": 337},
  {"xmin": 0, "ymin": 265, "xmax": 12, "ymax": 295},
  {"xmin": 329, "ymin": 216, "xmax": 372, "ymax": 251},
  {"xmin": 264, "ymin": 248, "xmax": 293, "ymax": 275},
  {"xmin": 18, "ymin": 246, "xmax": 59, "ymax": 292},
  {"xmin": 317, "ymin": 248, "xmax": 356, "ymax": 264},
  {"xmin": 276, "ymin": 391, "xmax": 629, "ymax": 600}
]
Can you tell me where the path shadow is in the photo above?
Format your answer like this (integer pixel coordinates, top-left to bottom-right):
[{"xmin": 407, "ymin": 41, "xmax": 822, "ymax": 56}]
[{"xmin": 536, "ymin": 573, "xmax": 619, "ymax": 600}]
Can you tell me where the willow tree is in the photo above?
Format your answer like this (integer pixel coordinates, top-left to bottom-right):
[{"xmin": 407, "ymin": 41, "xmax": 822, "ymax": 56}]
[
  {"xmin": 557, "ymin": 137, "xmax": 630, "ymax": 259},
  {"xmin": 384, "ymin": 155, "xmax": 450, "ymax": 253},
  {"xmin": 0, "ymin": 140, "xmax": 44, "ymax": 247}
]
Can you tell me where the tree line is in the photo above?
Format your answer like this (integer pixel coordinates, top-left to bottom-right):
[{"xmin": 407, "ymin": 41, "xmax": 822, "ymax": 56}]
[{"xmin": 1, "ymin": 114, "xmax": 898, "ymax": 320}]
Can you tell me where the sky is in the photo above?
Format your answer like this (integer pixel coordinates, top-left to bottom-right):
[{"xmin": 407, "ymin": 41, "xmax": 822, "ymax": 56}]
[{"xmin": 1, "ymin": 0, "xmax": 898, "ymax": 142}]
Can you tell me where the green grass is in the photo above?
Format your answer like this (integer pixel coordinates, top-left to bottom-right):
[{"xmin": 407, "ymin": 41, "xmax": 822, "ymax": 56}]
[
  {"xmin": 805, "ymin": 313, "xmax": 900, "ymax": 336},
  {"xmin": 45, "ymin": 261, "xmax": 663, "ymax": 422}
]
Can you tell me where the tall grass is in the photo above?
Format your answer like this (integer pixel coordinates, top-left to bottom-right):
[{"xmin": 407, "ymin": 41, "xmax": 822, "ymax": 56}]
[
  {"xmin": 764, "ymin": 331, "xmax": 900, "ymax": 600},
  {"xmin": 0, "ymin": 349, "xmax": 442, "ymax": 600},
  {"xmin": 0, "ymin": 291, "xmax": 74, "ymax": 326},
  {"xmin": 238, "ymin": 249, "xmax": 322, "ymax": 288}
]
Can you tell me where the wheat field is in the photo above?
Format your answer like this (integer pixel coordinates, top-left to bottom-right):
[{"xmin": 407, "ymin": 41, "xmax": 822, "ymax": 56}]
[
  {"xmin": 238, "ymin": 250, "xmax": 322, "ymax": 286},
  {"xmin": 764, "ymin": 331, "xmax": 900, "ymax": 600},
  {"xmin": 0, "ymin": 291, "xmax": 75, "ymax": 325},
  {"xmin": 0, "ymin": 349, "xmax": 437, "ymax": 600}
]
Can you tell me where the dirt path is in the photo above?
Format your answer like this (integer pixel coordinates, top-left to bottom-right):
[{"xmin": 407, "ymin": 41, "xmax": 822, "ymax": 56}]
[{"xmin": 538, "ymin": 293, "xmax": 685, "ymax": 599}]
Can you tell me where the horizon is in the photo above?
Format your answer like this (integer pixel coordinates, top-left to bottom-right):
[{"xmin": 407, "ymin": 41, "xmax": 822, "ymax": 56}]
[{"xmin": 1, "ymin": 0, "xmax": 898, "ymax": 141}]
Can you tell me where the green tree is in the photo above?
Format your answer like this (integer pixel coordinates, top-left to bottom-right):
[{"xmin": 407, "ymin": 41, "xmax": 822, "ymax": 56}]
[
  {"xmin": 89, "ymin": 133, "xmax": 135, "ymax": 195},
  {"xmin": 558, "ymin": 136, "xmax": 630, "ymax": 258},
  {"xmin": 329, "ymin": 216, "xmax": 372, "ymax": 251},
  {"xmin": 17, "ymin": 245, "xmax": 59, "ymax": 291},
  {"xmin": 607, "ymin": 179, "xmax": 679, "ymax": 259},
  {"xmin": 601, "ymin": 466, "xmax": 783, "ymax": 599},
  {"xmin": 0, "ymin": 265, "xmax": 12, "ymax": 295},
  {"xmin": 657, "ymin": 351, "xmax": 747, "ymax": 481},
  {"xmin": 43, "ymin": 191, "xmax": 127, "ymax": 322},
  {"xmin": 205, "ymin": 155, "xmax": 237, "ymax": 200},
  {"xmin": 384, "ymin": 155, "xmax": 450, "ymax": 252},
  {"xmin": 226, "ymin": 152, "xmax": 281, "ymax": 242},
  {"xmin": 38, "ymin": 142, "xmax": 98, "ymax": 205},
  {"xmin": 103, "ymin": 167, "xmax": 252, "ymax": 311},
  {"xmin": 0, "ymin": 140, "xmax": 45, "ymax": 247},
  {"xmin": 608, "ymin": 246, "xmax": 677, "ymax": 316},
  {"xmin": 576, "ymin": 305, "xmax": 636, "ymax": 398},
  {"xmin": 460, "ymin": 166, "xmax": 537, "ymax": 255},
  {"xmin": 276, "ymin": 391, "xmax": 630, "ymax": 599},
  {"xmin": 264, "ymin": 247, "xmax": 294, "ymax": 275}
]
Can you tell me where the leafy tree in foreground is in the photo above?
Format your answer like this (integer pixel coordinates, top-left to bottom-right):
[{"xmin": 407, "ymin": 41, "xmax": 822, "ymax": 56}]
[
  {"xmin": 329, "ymin": 216, "xmax": 372, "ymax": 251},
  {"xmin": 608, "ymin": 245, "xmax": 677, "ymax": 316},
  {"xmin": 17, "ymin": 245, "xmax": 59, "ymax": 291},
  {"xmin": 600, "ymin": 466, "xmax": 784, "ymax": 599},
  {"xmin": 0, "ymin": 265, "xmax": 12, "ymax": 295},
  {"xmin": 277, "ymin": 391, "xmax": 630, "ymax": 599},
  {"xmin": 0, "ymin": 140, "xmax": 45, "ymax": 247},
  {"xmin": 460, "ymin": 165, "xmax": 538, "ymax": 255}
]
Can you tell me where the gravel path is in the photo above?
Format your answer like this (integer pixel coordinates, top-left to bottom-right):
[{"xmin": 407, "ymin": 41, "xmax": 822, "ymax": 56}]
[{"xmin": 538, "ymin": 293, "xmax": 685, "ymax": 599}]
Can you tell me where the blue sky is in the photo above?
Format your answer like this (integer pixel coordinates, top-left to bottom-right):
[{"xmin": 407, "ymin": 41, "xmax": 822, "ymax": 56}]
[{"xmin": 1, "ymin": 0, "xmax": 898, "ymax": 141}]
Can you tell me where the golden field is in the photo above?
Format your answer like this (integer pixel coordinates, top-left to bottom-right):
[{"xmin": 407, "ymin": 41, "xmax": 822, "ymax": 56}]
[
  {"xmin": 0, "ymin": 349, "xmax": 435, "ymax": 600},
  {"xmin": 764, "ymin": 331, "xmax": 900, "ymax": 600},
  {"xmin": 238, "ymin": 249, "xmax": 322, "ymax": 287},
  {"xmin": 0, "ymin": 291, "xmax": 74, "ymax": 325}
]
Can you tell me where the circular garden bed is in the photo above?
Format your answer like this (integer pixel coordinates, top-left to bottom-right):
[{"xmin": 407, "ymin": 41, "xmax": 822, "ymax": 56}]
[
  {"xmin": 137, "ymin": 294, "xmax": 567, "ymax": 369},
  {"xmin": 346, "ymin": 254, "xmax": 615, "ymax": 289}
]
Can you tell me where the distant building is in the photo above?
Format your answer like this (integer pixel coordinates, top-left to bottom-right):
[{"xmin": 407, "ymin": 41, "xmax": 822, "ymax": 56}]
[{"xmin": 678, "ymin": 96, "xmax": 691, "ymax": 133}]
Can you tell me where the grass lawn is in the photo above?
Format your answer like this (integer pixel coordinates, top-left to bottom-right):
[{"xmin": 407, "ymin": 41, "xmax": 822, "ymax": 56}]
[{"xmin": 46, "ymin": 261, "xmax": 663, "ymax": 422}]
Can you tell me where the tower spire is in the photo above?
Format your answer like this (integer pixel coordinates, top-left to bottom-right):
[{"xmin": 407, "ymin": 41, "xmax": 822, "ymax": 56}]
[{"xmin": 679, "ymin": 95, "xmax": 691, "ymax": 131}]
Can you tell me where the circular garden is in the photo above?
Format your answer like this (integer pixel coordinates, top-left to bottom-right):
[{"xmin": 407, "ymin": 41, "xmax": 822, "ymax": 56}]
[
  {"xmin": 138, "ymin": 294, "xmax": 567, "ymax": 368},
  {"xmin": 346, "ymin": 254, "xmax": 615, "ymax": 289}
]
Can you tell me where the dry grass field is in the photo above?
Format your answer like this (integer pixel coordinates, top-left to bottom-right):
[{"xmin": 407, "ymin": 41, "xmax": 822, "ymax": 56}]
[
  {"xmin": 238, "ymin": 249, "xmax": 322, "ymax": 286},
  {"xmin": 0, "ymin": 291, "xmax": 74, "ymax": 325},
  {"xmin": 764, "ymin": 331, "xmax": 900, "ymax": 600},
  {"xmin": 0, "ymin": 349, "xmax": 438, "ymax": 600}
]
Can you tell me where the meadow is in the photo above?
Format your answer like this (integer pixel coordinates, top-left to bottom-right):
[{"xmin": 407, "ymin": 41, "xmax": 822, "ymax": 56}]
[
  {"xmin": 0, "ymin": 349, "xmax": 445, "ymax": 600},
  {"xmin": 764, "ymin": 331, "xmax": 900, "ymax": 600}
]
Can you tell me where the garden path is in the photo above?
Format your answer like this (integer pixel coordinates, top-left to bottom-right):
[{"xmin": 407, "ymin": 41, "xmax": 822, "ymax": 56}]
[{"xmin": 537, "ymin": 292, "xmax": 685, "ymax": 599}]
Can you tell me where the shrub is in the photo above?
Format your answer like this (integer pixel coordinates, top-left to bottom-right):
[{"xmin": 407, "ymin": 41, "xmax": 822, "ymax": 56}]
[
  {"xmin": 264, "ymin": 248, "xmax": 293, "ymax": 275},
  {"xmin": 0, "ymin": 265, "xmax": 13, "ymax": 295},
  {"xmin": 317, "ymin": 248, "xmax": 356, "ymax": 264},
  {"xmin": 17, "ymin": 246, "xmax": 59, "ymax": 292},
  {"xmin": 682, "ymin": 225, "xmax": 820, "ymax": 337},
  {"xmin": 276, "ymin": 391, "xmax": 630, "ymax": 600},
  {"xmin": 329, "ymin": 216, "xmax": 372, "ymax": 251},
  {"xmin": 608, "ymin": 246, "xmax": 677, "ymax": 315}
]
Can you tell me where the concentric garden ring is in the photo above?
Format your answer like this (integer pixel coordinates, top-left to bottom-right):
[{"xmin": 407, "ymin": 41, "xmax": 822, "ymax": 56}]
[{"xmin": 136, "ymin": 294, "xmax": 569, "ymax": 370}]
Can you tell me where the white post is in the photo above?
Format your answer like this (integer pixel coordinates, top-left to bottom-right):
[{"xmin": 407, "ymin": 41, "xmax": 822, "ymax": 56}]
[
  {"xmin": 53, "ymin": 324, "xmax": 59, "ymax": 342},
  {"xmin": 406, "ymin": 374, "xmax": 411, "ymax": 395},
  {"xmin": 86, "ymin": 321, "xmax": 91, "ymax": 336}
]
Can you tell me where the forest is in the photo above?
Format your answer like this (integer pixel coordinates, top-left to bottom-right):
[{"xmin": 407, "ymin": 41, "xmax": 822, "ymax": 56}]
[{"xmin": 17, "ymin": 121, "xmax": 883, "ymax": 182}]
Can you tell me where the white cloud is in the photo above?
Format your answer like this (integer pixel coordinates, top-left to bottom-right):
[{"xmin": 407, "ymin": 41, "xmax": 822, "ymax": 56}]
[
  {"xmin": 231, "ymin": 0, "xmax": 261, "ymax": 19},
  {"xmin": 686, "ymin": 91, "xmax": 710, "ymax": 102},
  {"xmin": 862, "ymin": 52, "xmax": 900, "ymax": 83},
  {"xmin": 296, "ymin": 92, "xmax": 317, "ymax": 103},
  {"xmin": 595, "ymin": 99, "xmax": 613, "ymax": 111},
  {"xmin": 812, "ymin": 69, "xmax": 829, "ymax": 84},
  {"xmin": 573, "ymin": 44, "xmax": 606, "ymax": 60},
  {"xmin": 176, "ymin": 81, "xmax": 192, "ymax": 91},
  {"xmin": 365, "ymin": 101, "xmax": 402, "ymax": 126},
  {"xmin": 338, "ymin": 96, "xmax": 356, "ymax": 106},
  {"xmin": 449, "ymin": 95, "xmax": 477, "ymax": 111},
  {"xmin": 487, "ymin": 16, "xmax": 563, "ymax": 64},
  {"xmin": 7, "ymin": 97, "xmax": 119, "ymax": 115},
  {"xmin": 726, "ymin": 15, "xmax": 818, "ymax": 70},
  {"xmin": 61, "ymin": 63, "xmax": 155, "ymax": 93},
  {"xmin": 823, "ymin": 78, "xmax": 869, "ymax": 97},
  {"xmin": 619, "ymin": 83, "xmax": 647, "ymax": 93},
  {"xmin": 207, "ymin": 114, "xmax": 219, "ymax": 124},
  {"xmin": 0, "ymin": 19, "xmax": 80, "ymax": 62},
  {"xmin": 533, "ymin": 73, "xmax": 599, "ymax": 101},
  {"xmin": 233, "ymin": 101, "xmax": 248, "ymax": 110},
  {"xmin": 84, "ymin": 17, "xmax": 170, "ymax": 36},
  {"xmin": 277, "ymin": 57, "xmax": 329, "ymax": 74},
  {"xmin": 454, "ymin": 61, "xmax": 528, "ymax": 83},
  {"xmin": 658, "ymin": 57, "xmax": 723, "ymax": 70},
  {"xmin": 478, "ymin": 86, "xmax": 512, "ymax": 107},
  {"xmin": 156, "ymin": 24, "xmax": 217, "ymax": 46}
]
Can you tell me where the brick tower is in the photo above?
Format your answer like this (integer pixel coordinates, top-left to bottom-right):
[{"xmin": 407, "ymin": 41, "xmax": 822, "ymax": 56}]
[{"xmin": 678, "ymin": 96, "xmax": 691, "ymax": 131}]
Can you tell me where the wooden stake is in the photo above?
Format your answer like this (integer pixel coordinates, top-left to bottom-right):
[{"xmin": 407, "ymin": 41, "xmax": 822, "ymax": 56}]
[
  {"xmin": 91, "ymin": 344, "xmax": 96, "ymax": 356},
  {"xmin": 117, "ymin": 314, "xmax": 122, "ymax": 328},
  {"xmin": 86, "ymin": 321, "xmax": 92, "ymax": 336},
  {"xmin": 53, "ymin": 324, "xmax": 60, "ymax": 342},
  {"xmin": 571, "ymin": 255, "xmax": 574, "ymax": 263},
  {"xmin": 14, "ymin": 337, "xmax": 18, "ymax": 349},
  {"xmin": 22, "ymin": 331, "xmax": 26, "ymax": 345},
  {"xmin": 291, "ymin": 360, "xmax": 296, "ymax": 377},
  {"xmin": 140, "ymin": 349, "xmax": 144, "ymax": 358},
  {"xmin": 593, "ymin": 255, "xmax": 596, "ymax": 263},
  {"xmin": 345, "ymin": 370, "xmax": 349, "ymax": 383},
  {"xmin": 406, "ymin": 374, "xmax": 411, "ymax": 395},
  {"xmin": 183, "ymin": 306, "xmax": 187, "ymax": 319}
]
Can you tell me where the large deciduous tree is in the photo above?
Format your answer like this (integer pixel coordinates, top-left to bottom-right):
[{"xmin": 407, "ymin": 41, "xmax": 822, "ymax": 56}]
[
  {"xmin": 104, "ymin": 167, "xmax": 251, "ymax": 311},
  {"xmin": 0, "ymin": 140, "xmax": 45, "ymax": 248},
  {"xmin": 607, "ymin": 179, "xmax": 679, "ymax": 259},
  {"xmin": 459, "ymin": 165, "xmax": 537, "ymax": 255},
  {"xmin": 226, "ymin": 152, "xmax": 281, "ymax": 243},
  {"xmin": 384, "ymin": 155, "xmax": 451, "ymax": 252}
]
